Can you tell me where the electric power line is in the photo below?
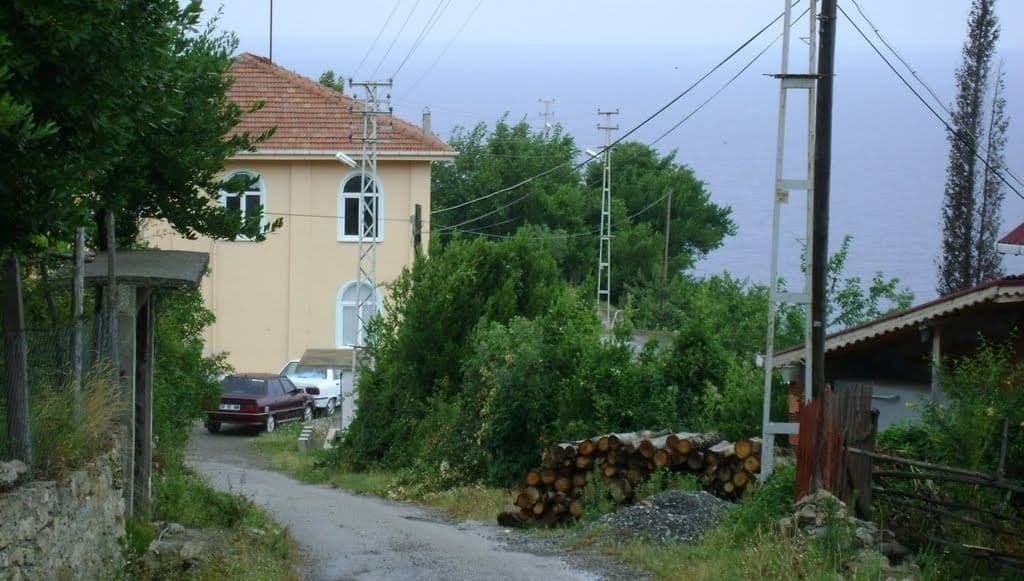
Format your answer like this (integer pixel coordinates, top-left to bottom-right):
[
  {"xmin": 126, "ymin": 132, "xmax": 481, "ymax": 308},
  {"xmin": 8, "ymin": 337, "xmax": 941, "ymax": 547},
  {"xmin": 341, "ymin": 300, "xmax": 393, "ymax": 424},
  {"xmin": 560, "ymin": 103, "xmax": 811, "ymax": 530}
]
[
  {"xmin": 446, "ymin": 190, "xmax": 673, "ymax": 240},
  {"xmin": 430, "ymin": 4, "xmax": 795, "ymax": 219},
  {"xmin": 370, "ymin": 0, "xmax": 423, "ymax": 78},
  {"xmin": 392, "ymin": 0, "xmax": 454, "ymax": 78},
  {"xmin": 352, "ymin": 1, "xmax": 403, "ymax": 79},
  {"xmin": 845, "ymin": 0, "xmax": 1024, "ymax": 191},
  {"xmin": 839, "ymin": 5, "xmax": 1024, "ymax": 203},
  {"xmin": 404, "ymin": 0, "xmax": 486, "ymax": 94}
]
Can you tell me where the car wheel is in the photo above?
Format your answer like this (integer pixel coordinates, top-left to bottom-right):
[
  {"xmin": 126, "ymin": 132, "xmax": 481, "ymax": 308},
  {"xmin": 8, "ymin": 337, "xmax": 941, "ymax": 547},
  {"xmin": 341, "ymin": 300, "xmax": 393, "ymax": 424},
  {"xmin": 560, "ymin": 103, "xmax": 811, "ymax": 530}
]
[
  {"xmin": 303, "ymin": 405, "xmax": 313, "ymax": 423},
  {"xmin": 265, "ymin": 414, "xmax": 276, "ymax": 433},
  {"xmin": 326, "ymin": 398, "xmax": 336, "ymax": 416},
  {"xmin": 206, "ymin": 422, "xmax": 221, "ymax": 434}
]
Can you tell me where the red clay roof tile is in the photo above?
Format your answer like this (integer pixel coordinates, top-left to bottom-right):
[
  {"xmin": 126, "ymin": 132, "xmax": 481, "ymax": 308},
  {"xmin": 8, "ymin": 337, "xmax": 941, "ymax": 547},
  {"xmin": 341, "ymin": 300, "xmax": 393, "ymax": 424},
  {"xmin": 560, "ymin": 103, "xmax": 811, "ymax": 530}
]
[
  {"xmin": 227, "ymin": 53, "xmax": 452, "ymax": 155},
  {"xmin": 999, "ymin": 222, "xmax": 1024, "ymax": 246}
]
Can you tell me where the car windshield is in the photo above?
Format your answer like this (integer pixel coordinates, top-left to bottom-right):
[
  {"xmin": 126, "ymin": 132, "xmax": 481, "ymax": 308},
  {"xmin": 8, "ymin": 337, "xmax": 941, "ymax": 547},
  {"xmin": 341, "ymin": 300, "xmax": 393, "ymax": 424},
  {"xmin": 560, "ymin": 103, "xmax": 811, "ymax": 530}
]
[
  {"xmin": 281, "ymin": 363, "xmax": 327, "ymax": 379},
  {"xmin": 221, "ymin": 377, "xmax": 268, "ymax": 396}
]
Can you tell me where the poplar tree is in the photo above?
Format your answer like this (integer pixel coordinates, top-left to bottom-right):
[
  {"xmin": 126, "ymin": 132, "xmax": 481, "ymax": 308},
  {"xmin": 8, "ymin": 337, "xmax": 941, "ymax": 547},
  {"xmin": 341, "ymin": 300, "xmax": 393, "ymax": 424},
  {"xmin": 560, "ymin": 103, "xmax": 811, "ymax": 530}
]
[{"xmin": 938, "ymin": 0, "xmax": 1008, "ymax": 295}]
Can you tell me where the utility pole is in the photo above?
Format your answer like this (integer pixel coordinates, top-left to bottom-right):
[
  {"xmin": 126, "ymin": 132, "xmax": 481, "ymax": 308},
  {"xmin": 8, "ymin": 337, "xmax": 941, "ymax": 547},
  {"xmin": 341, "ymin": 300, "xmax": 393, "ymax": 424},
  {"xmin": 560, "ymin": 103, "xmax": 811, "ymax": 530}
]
[
  {"xmin": 662, "ymin": 190, "xmax": 673, "ymax": 281},
  {"xmin": 811, "ymin": 0, "xmax": 837, "ymax": 400},
  {"xmin": 349, "ymin": 78, "xmax": 392, "ymax": 429},
  {"xmin": 808, "ymin": 0, "xmax": 837, "ymax": 493},
  {"xmin": 539, "ymin": 98, "xmax": 556, "ymax": 132},
  {"xmin": 596, "ymin": 109, "xmax": 619, "ymax": 326},
  {"xmin": 269, "ymin": 0, "xmax": 274, "ymax": 61},
  {"xmin": 760, "ymin": 0, "xmax": 818, "ymax": 479}
]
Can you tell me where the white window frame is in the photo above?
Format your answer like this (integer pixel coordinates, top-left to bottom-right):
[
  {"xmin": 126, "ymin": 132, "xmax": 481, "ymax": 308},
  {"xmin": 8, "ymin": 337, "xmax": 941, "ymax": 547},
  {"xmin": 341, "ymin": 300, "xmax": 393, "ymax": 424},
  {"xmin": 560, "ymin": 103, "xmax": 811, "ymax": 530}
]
[
  {"xmin": 335, "ymin": 281, "xmax": 382, "ymax": 348},
  {"xmin": 337, "ymin": 171, "xmax": 384, "ymax": 243},
  {"xmin": 219, "ymin": 170, "xmax": 267, "ymax": 241}
]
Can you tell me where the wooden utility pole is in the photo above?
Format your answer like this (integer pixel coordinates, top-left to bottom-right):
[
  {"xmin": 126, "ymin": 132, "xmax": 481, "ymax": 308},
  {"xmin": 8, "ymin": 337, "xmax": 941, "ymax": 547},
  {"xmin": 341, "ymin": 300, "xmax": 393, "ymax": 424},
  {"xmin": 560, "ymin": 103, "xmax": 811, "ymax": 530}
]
[
  {"xmin": 810, "ymin": 0, "xmax": 837, "ymax": 399},
  {"xmin": 2, "ymin": 254, "xmax": 32, "ymax": 464},
  {"xmin": 809, "ymin": 0, "xmax": 838, "ymax": 491},
  {"xmin": 71, "ymin": 227, "xmax": 85, "ymax": 422},
  {"xmin": 662, "ymin": 190, "xmax": 673, "ymax": 281}
]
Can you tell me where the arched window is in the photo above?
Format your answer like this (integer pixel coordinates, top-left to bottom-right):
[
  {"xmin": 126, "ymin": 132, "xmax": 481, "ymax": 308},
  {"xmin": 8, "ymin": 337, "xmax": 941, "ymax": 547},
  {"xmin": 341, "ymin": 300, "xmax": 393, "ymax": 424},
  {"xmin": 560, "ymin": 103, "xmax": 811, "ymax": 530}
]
[
  {"xmin": 337, "ymin": 173, "xmax": 382, "ymax": 241},
  {"xmin": 336, "ymin": 281, "xmax": 378, "ymax": 347},
  {"xmin": 219, "ymin": 170, "xmax": 266, "ymax": 239}
]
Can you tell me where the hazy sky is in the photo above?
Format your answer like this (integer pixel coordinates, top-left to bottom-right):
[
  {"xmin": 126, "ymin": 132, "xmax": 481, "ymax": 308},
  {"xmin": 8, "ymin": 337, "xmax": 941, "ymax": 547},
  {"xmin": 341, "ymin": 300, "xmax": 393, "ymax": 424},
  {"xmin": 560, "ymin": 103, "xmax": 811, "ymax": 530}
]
[
  {"xmin": 212, "ymin": 1, "xmax": 1024, "ymax": 58},
  {"xmin": 198, "ymin": 1, "xmax": 1024, "ymax": 296}
]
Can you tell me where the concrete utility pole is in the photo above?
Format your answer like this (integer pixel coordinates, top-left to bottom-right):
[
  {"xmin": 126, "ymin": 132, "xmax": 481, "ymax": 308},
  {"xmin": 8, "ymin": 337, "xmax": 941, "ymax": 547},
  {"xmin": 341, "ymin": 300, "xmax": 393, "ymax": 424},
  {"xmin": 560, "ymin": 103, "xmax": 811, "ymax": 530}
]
[
  {"xmin": 596, "ymin": 109, "xmax": 619, "ymax": 326},
  {"xmin": 811, "ymin": 0, "xmax": 837, "ymax": 400},
  {"xmin": 349, "ymin": 78, "xmax": 391, "ymax": 427},
  {"xmin": 538, "ymin": 98, "xmax": 557, "ymax": 131}
]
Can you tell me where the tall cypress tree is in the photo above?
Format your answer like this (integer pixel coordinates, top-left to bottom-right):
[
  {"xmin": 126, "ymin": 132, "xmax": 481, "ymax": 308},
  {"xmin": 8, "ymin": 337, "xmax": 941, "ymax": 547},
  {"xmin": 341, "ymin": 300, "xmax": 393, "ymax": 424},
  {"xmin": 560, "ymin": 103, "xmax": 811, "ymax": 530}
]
[{"xmin": 938, "ymin": 0, "xmax": 1007, "ymax": 295}]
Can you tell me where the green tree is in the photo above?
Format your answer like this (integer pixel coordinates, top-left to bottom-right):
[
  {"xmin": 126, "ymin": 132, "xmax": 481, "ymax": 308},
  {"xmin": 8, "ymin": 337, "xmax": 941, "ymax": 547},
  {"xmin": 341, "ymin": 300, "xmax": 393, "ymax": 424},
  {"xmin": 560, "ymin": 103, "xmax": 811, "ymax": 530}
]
[
  {"xmin": 318, "ymin": 70, "xmax": 346, "ymax": 94},
  {"xmin": 939, "ymin": 0, "xmax": 1008, "ymax": 294},
  {"xmin": 0, "ymin": 1, "xmax": 273, "ymax": 252}
]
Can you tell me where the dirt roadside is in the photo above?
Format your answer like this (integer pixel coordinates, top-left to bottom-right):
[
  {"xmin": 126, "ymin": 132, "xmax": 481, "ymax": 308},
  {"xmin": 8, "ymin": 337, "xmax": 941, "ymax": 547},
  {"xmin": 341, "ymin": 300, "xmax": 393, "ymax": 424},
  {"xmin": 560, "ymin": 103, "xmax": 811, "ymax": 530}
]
[{"xmin": 186, "ymin": 424, "xmax": 642, "ymax": 581}]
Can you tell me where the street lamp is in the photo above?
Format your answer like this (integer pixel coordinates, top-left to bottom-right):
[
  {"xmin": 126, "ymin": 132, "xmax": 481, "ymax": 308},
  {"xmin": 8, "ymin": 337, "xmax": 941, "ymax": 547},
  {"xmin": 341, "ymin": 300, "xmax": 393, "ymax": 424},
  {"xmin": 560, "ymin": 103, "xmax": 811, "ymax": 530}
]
[{"xmin": 335, "ymin": 151, "xmax": 358, "ymax": 168}]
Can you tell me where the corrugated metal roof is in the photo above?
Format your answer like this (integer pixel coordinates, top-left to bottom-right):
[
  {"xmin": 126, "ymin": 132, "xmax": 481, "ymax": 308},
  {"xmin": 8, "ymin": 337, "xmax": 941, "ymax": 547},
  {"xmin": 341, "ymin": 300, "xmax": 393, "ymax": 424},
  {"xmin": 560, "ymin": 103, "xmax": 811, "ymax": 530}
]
[{"xmin": 773, "ymin": 275, "xmax": 1024, "ymax": 367}]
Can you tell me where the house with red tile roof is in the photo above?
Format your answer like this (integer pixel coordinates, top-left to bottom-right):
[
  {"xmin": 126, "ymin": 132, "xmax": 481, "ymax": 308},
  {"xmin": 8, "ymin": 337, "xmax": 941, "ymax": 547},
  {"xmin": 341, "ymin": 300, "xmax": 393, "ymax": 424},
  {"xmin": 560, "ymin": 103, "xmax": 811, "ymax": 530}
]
[
  {"xmin": 997, "ymin": 222, "xmax": 1024, "ymax": 255},
  {"xmin": 152, "ymin": 54, "xmax": 453, "ymax": 409}
]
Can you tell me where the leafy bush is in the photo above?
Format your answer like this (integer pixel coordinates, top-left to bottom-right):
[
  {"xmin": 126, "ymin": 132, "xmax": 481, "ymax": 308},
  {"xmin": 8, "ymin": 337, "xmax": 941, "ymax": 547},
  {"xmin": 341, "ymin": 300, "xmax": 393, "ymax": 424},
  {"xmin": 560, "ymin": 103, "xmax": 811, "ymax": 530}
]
[{"xmin": 153, "ymin": 290, "xmax": 228, "ymax": 460}]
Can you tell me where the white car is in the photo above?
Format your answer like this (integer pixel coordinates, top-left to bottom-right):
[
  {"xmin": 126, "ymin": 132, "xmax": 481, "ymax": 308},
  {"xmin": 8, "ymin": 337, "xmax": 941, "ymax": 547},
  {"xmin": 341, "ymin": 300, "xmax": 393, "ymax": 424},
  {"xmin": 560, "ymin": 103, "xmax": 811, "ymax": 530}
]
[{"xmin": 280, "ymin": 361, "xmax": 343, "ymax": 417}]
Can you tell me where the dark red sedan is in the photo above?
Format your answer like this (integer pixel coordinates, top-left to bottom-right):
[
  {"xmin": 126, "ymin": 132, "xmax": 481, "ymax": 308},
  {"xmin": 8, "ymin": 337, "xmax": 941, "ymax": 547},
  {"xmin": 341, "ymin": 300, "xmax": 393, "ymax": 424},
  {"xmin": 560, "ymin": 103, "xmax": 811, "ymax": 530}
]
[{"xmin": 205, "ymin": 373, "xmax": 315, "ymax": 433}]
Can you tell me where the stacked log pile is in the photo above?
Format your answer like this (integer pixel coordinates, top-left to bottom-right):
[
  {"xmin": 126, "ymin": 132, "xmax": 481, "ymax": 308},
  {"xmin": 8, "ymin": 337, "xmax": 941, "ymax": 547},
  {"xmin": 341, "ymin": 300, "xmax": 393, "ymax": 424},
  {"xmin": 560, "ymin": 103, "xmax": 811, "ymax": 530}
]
[{"xmin": 498, "ymin": 430, "xmax": 762, "ymax": 528}]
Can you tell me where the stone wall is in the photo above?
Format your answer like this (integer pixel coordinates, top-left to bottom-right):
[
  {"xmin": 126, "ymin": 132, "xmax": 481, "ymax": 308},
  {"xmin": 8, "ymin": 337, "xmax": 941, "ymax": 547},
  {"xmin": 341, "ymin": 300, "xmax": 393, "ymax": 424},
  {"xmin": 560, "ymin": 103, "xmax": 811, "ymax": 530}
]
[{"xmin": 0, "ymin": 446, "xmax": 125, "ymax": 580}]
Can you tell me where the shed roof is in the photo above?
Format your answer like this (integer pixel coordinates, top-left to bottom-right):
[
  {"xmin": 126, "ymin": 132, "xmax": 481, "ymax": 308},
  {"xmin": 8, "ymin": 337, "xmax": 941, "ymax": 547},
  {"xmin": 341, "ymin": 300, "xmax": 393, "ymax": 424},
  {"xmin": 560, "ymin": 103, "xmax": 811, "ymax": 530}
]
[
  {"xmin": 84, "ymin": 250, "xmax": 209, "ymax": 289},
  {"xmin": 228, "ymin": 53, "xmax": 453, "ymax": 159},
  {"xmin": 773, "ymin": 275, "xmax": 1024, "ymax": 367},
  {"xmin": 298, "ymin": 348, "xmax": 355, "ymax": 369}
]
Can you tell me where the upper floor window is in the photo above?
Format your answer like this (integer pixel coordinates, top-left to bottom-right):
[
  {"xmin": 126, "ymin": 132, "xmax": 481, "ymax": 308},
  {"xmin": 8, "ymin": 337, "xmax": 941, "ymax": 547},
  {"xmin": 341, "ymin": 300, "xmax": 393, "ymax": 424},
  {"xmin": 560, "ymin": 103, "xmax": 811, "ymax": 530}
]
[
  {"xmin": 337, "ymin": 173, "xmax": 382, "ymax": 242},
  {"xmin": 220, "ymin": 170, "xmax": 266, "ymax": 239}
]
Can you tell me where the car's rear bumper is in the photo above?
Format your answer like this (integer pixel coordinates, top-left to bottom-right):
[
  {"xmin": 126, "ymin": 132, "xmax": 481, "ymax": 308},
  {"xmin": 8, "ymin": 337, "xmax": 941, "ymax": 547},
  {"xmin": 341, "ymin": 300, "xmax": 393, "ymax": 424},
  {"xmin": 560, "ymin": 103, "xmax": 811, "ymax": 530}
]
[{"xmin": 205, "ymin": 411, "xmax": 268, "ymax": 426}]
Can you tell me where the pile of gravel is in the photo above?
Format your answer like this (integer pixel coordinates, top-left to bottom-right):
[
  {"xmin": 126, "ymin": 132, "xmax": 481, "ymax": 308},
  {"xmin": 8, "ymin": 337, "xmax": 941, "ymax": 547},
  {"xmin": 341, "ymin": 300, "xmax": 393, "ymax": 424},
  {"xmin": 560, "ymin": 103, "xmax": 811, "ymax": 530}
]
[{"xmin": 594, "ymin": 490, "xmax": 734, "ymax": 543}]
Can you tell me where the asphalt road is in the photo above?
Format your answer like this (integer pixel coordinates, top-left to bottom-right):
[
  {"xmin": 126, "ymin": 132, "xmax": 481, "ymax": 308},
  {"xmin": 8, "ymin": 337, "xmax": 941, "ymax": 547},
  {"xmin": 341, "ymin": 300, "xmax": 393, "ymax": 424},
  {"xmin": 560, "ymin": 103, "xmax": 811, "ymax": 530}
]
[{"xmin": 186, "ymin": 424, "xmax": 607, "ymax": 581}]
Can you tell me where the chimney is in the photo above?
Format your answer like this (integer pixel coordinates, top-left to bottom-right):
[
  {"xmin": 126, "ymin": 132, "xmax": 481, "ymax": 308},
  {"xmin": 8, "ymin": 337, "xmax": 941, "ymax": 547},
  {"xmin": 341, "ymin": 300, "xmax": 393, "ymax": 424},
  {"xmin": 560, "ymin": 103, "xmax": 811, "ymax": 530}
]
[{"xmin": 422, "ymin": 107, "xmax": 432, "ymax": 136}]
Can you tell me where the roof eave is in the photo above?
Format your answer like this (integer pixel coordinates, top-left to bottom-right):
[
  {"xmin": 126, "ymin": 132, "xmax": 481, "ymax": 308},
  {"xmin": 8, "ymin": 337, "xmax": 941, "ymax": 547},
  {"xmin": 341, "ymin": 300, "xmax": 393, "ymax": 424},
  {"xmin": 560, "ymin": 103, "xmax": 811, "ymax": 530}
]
[
  {"xmin": 771, "ymin": 283, "xmax": 1024, "ymax": 368},
  {"xmin": 997, "ymin": 243, "xmax": 1024, "ymax": 256},
  {"xmin": 232, "ymin": 149, "xmax": 456, "ymax": 162}
]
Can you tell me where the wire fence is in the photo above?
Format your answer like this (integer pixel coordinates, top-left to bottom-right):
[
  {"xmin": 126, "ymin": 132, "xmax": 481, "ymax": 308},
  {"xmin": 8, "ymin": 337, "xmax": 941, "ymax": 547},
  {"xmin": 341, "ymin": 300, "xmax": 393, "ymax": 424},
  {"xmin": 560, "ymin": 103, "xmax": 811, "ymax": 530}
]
[{"xmin": 0, "ymin": 316, "xmax": 115, "ymax": 461}]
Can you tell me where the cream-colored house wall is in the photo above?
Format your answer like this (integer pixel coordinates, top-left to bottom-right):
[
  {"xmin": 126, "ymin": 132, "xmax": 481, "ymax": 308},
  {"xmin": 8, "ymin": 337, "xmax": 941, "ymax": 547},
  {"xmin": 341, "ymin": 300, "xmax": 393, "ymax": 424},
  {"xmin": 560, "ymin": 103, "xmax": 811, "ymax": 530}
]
[{"xmin": 152, "ymin": 158, "xmax": 432, "ymax": 373}]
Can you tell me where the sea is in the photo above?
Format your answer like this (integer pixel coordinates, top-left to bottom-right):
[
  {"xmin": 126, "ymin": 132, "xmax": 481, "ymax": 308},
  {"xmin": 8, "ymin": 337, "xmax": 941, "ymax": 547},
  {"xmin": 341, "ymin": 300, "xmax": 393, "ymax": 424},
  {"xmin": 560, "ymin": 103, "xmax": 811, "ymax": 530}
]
[{"xmin": 276, "ymin": 41, "xmax": 1024, "ymax": 304}]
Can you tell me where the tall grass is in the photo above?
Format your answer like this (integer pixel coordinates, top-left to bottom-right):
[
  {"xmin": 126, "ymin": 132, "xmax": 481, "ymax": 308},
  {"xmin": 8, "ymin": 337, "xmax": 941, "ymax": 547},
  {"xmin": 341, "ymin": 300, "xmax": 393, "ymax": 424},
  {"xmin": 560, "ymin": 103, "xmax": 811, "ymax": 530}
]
[{"xmin": 28, "ymin": 366, "xmax": 124, "ymax": 480}]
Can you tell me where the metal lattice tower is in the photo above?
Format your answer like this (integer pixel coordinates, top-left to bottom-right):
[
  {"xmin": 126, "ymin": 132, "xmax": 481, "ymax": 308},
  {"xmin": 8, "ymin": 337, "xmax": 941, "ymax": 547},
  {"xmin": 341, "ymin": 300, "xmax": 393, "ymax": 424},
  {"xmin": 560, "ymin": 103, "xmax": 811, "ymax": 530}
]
[
  {"xmin": 596, "ymin": 109, "xmax": 619, "ymax": 325},
  {"xmin": 760, "ymin": 0, "xmax": 818, "ymax": 479},
  {"xmin": 539, "ymin": 98, "xmax": 557, "ymax": 131},
  {"xmin": 350, "ymin": 79, "xmax": 392, "ymax": 377}
]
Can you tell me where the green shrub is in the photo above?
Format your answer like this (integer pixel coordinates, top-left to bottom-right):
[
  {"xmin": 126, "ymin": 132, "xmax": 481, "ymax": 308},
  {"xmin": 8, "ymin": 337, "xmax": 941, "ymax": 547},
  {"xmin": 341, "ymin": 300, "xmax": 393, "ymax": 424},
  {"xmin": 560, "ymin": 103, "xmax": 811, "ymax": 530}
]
[{"xmin": 153, "ymin": 290, "xmax": 228, "ymax": 460}]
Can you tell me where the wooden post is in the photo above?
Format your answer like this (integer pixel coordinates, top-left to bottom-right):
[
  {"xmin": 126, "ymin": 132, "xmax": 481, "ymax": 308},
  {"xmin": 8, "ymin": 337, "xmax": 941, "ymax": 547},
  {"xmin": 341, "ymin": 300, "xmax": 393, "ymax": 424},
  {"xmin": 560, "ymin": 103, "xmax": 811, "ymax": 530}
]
[
  {"xmin": 2, "ymin": 254, "xmax": 32, "ymax": 464},
  {"xmin": 71, "ymin": 227, "xmax": 85, "ymax": 421},
  {"xmin": 930, "ymin": 324, "xmax": 942, "ymax": 398},
  {"xmin": 133, "ymin": 289, "xmax": 155, "ymax": 518},
  {"xmin": 105, "ymin": 210, "xmax": 119, "ymax": 384}
]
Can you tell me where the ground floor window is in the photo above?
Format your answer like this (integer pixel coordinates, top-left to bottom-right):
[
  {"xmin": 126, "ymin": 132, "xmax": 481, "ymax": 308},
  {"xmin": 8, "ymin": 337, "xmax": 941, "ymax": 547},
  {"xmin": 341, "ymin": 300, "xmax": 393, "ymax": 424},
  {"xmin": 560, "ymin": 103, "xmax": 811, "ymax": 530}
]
[{"xmin": 336, "ymin": 281, "xmax": 378, "ymax": 347}]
